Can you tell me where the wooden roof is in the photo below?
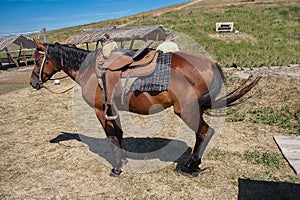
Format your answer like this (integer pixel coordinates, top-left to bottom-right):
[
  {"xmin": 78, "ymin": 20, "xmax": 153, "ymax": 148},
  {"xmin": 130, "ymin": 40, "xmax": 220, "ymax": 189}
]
[
  {"xmin": 0, "ymin": 35, "xmax": 36, "ymax": 51},
  {"xmin": 65, "ymin": 25, "xmax": 170, "ymax": 45}
]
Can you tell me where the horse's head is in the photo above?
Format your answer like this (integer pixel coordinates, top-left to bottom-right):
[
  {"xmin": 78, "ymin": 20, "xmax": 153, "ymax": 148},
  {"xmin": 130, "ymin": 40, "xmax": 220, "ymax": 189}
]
[{"xmin": 30, "ymin": 40, "xmax": 60, "ymax": 90}]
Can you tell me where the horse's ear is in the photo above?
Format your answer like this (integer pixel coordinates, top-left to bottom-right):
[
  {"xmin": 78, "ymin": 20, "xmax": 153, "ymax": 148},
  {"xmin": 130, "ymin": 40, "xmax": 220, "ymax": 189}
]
[{"xmin": 34, "ymin": 39, "xmax": 46, "ymax": 51}]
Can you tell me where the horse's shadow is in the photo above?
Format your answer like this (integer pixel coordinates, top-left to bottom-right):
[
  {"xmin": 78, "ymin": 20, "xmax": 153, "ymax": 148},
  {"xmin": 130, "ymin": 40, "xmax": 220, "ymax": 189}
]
[{"xmin": 50, "ymin": 132, "xmax": 192, "ymax": 170}]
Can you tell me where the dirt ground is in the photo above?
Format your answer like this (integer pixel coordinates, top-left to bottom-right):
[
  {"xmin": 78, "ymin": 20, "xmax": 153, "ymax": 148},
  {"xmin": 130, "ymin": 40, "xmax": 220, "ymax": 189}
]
[{"xmin": 0, "ymin": 65, "xmax": 300, "ymax": 199}]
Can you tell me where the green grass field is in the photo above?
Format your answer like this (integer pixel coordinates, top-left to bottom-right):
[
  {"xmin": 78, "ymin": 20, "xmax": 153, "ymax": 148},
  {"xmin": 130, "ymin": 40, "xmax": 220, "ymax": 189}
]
[{"xmin": 30, "ymin": 0, "xmax": 299, "ymax": 68}]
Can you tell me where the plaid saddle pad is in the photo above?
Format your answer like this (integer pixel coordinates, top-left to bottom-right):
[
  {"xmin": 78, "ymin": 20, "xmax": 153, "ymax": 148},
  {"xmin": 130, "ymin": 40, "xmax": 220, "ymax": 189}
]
[{"xmin": 130, "ymin": 52, "xmax": 172, "ymax": 92}]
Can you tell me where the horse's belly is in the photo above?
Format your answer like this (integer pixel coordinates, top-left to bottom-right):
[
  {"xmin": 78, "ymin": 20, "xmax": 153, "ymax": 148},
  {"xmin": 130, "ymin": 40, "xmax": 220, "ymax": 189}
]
[{"xmin": 117, "ymin": 91, "xmax": 173, "ymax": 115}]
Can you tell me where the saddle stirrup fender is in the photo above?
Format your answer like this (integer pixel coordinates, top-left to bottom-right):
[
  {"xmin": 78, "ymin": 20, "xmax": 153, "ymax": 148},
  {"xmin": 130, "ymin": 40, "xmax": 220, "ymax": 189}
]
[
  {"xmin": 101, "ymin": 71, "xmax": 119, "ymax": 120},
  {"xmin": 96, "ymin": 41, "xmax": 158, "ymax": 121}
]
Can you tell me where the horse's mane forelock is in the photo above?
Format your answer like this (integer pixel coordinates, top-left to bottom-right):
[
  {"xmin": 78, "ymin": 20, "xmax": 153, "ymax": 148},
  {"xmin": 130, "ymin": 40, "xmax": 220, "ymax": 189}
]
[{"xmin": 47, "ymin": 43, "xmax": 90, "ymax": 70}]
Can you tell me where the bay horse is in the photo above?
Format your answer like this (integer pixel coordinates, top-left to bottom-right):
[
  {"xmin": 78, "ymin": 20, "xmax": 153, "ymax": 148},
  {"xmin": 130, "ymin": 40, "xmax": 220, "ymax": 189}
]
[{"xmin": 30, "ymin": 40, "xmax": 261, "ymax": 177}]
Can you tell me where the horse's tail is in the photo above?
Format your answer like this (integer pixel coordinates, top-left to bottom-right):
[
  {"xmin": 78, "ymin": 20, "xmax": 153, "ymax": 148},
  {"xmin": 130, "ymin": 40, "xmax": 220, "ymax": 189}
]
[{"xmin": 199, "ymin": 63, "xmax": 262, "ymax": 111}]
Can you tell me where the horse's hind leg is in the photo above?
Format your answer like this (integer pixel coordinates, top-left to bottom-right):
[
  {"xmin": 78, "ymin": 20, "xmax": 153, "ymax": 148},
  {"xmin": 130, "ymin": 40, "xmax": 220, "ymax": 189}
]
[
  {"xmin": 176, "ymin": 110, "xmax": 214, "ymax": 177},
  {"xmin": 185, "ymin": 118, "xmax": 214, "ymax": 176}
]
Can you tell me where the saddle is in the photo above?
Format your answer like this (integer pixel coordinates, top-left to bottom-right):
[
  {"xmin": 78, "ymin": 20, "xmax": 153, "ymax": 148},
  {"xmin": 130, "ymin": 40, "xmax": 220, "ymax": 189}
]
[
  {"xmin": 96, "ymin": 41, "xmax": 158, "ymax": 120},
  {"xmin": 122, "ymin": 50, "xmax": 158, "ymax": 77},
  {"xmin": 98, "ymin": 49, "xmax": 158, "ymax": 73},
  {"xmin": 97, "ymin": 40, "xmax": 155, "ymax": 70}
]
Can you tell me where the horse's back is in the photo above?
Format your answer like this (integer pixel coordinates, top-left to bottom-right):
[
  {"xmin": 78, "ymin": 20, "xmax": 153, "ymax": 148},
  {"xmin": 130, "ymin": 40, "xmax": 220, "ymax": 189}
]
[
  {"xmin": 170, "ymin": 51, "xmax": 215, "ymax": 98},
  {"xmin": 171, "ymin": 51, "xmax": 215, "ymax": 70}
]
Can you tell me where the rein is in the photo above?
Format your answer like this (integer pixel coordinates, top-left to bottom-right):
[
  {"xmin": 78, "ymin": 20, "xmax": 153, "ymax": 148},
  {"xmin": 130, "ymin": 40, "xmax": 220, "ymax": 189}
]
[
  {"xmin": 49, "ymin": 75, "xmax": 69, "ymax": 80},
  {"xmin": 42, "ymin": 84, "xmax": 75, "ymax": 94},
  {"xmin": 38, "ymin": 50, "xmax": 75, "ymax": 94}
]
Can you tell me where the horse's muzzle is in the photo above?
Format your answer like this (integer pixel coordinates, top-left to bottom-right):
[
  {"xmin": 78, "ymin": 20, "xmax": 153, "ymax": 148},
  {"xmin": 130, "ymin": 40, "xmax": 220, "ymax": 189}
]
[{"xmin": 30, "ymin": 80, "xmax": 42, "ymax": 90}]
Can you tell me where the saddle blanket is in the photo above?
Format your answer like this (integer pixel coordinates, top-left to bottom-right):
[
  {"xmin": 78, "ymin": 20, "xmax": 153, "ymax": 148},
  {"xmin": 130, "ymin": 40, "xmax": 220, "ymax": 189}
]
[{"xmin": 130, "ymin": 52, "xmax": 172, "ymax": 92}]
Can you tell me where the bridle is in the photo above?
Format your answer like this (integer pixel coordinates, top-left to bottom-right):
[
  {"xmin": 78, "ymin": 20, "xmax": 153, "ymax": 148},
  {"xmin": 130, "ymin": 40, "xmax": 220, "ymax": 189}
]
[
  {"xmin": 37, "ymin": 50, "xmax": 48, "ymax": 85},
  {"xmin": 34, "ymin": 48, "xmax": 75, "ymax": 94}
]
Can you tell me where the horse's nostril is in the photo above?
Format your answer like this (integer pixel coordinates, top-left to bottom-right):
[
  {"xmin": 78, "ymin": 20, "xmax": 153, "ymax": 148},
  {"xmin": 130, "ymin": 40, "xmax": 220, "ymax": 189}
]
[
  {"xmin": 36, "ymin": 83, "xmax": 41, "ymax": 90},
  {"xmin": 30, "ymin": 81, "xmax": 41, "ymax": 90}
]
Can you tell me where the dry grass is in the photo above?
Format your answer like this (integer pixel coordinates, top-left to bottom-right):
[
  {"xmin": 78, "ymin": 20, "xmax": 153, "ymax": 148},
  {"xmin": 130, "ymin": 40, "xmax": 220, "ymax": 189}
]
[
  {"xmin": 1, "ymin": 1, "xmax": 299, "ymax": 199},
  {"xmin": 0, "ymin": 66, "xmax": 299, "ymax": 199}
]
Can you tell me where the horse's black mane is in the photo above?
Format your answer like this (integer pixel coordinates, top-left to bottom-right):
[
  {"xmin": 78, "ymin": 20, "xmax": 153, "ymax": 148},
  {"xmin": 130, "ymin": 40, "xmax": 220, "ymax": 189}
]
[
  {"xmin": 41, "ymin": 43, "xmax": 139, "ymax": 73},
  {"xmin": 45, "ymin": 42, "xmax": 91, "ymax": 71}
]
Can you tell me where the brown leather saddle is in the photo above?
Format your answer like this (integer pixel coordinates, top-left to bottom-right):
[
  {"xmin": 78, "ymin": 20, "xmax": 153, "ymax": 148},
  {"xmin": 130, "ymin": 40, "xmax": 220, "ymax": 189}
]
[
  {"xmin": 96, "ymin": 41, "xmax": 158, "ymax": 120},
  {"xmin": 98, "ymin": 49, "xmax": 158, "ymax": 75}
]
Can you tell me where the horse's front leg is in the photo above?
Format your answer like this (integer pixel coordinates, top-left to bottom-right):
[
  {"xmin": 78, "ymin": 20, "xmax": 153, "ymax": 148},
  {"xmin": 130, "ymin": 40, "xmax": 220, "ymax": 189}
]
[
  {"xmin": 95, "ymin": 108, "xmax": 126, "ymax": 176},
  {"xmin": 114, "ymin": 116, "xmax": 128, "ymax": 165},
  {"xmin": 107, "ymin": 134, "xmax": 123, "ymax": 176}
]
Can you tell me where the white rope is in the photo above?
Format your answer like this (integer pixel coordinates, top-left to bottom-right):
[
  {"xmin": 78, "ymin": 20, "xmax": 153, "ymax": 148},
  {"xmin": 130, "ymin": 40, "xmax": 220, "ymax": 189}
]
[{"xmin": 38, "ymin": 51, "xmax": 47, "ymax": 83}]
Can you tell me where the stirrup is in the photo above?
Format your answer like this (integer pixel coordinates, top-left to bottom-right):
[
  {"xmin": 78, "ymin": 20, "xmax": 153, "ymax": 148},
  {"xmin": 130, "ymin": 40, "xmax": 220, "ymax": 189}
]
[{"xmin": 104, "ymin": 103, "xmax": 118, "ymax": 120}]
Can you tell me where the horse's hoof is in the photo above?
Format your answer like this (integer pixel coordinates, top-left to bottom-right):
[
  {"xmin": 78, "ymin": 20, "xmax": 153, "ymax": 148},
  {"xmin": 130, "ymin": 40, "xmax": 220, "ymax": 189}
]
[
  {"xmin": 176, "ymin": 166, "xmax": 201, "ymax": 177},
  {"xmin": 110, "ymin": 168, "xmax": 122, "ymax": 177}
]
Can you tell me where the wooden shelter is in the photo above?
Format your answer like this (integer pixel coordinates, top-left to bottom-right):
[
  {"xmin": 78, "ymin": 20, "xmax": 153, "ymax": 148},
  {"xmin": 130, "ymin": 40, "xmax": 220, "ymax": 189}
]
[
  {"xmin": 65, "ymin": 25, "xmax": 171, "ymax": 50},
  {"xmin": 0, "ymin": 35, "xmax": 36, "ymax": 67}
]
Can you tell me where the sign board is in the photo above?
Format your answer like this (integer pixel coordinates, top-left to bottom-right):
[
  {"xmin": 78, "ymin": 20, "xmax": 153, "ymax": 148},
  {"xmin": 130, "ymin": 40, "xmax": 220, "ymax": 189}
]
[{"xmin": 216, "ymin": 22, "xmax": 234, "ymax": 32}]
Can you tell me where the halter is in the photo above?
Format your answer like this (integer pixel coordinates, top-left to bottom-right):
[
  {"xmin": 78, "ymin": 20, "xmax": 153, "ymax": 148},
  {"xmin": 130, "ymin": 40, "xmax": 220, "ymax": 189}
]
[
  {"xmin": 36, "ymin": 48, "xmax": 75, "ymax": 94},
  {"xmin": 38, "ymin": 50, "xmax": 47, "ymax": 85}
]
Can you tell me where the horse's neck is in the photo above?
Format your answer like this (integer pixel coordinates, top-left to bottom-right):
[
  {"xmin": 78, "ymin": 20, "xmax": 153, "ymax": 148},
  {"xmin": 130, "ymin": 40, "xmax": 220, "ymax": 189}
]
[
  {"xmin": 51, "ymin": 46, "xmax": 94, "ymax": 84},
  {"xmin": 62, "ymin": 67, "xmax": 79, "ymax": 83},
  {"xmin": 65, "ymin": 50, "xmax": 98, "ymax": 86},
  {"xmin": 74, "ymin": 65, "xmax": 96, "ymax": 87}
]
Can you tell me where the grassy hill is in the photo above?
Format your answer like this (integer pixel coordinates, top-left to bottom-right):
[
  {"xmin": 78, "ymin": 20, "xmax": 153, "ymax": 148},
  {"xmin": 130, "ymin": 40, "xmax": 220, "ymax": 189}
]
[{"xmin": 34, "ymin": 0, "xmax": 299, "ymax": 68}]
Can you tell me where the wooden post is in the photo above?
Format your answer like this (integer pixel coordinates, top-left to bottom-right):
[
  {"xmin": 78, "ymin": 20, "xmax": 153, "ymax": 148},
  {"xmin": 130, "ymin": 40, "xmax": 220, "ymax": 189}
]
[
  {"xmin": 155, "ymin": 33, "xmax": 159, "ymax": 46},
  {"xmin": 129, "ymin": 39, "xmax": 134, "ymax": 50},
  {"xmin": 5, "ymin": 48, "xmax": 10, "ymax": 64},
  {"xmin": 20, "ymin": 42, "xmax": 28, "ymax": 67},
  {"xmin": 120, "ymin": 40, "xmax": 124, "ymax": 49},
  {"xmin": 5, "ymin": 48, "xmax": 19, "ymax": 67},
  {"xmin": 95, "ymin": 41, "xmax": 99, "ymax": 50},
  {"xmin": 42, "ymin": 27, "xmax": 47, "ymax": 43},
  {"xmin": 18, "ymin": 44, "xmax": 22, "ymax": 66},
  {"xmin": 86, "ymin": 42, "xmax": 89, "ymax": 51}
]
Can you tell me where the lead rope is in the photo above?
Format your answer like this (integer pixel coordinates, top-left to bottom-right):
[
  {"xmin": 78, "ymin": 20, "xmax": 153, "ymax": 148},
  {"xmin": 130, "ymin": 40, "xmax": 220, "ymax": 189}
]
[{"xmin": 42, "ymin": 84, "xmax": 75, "ymax": 94}]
